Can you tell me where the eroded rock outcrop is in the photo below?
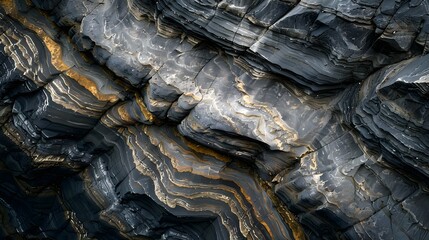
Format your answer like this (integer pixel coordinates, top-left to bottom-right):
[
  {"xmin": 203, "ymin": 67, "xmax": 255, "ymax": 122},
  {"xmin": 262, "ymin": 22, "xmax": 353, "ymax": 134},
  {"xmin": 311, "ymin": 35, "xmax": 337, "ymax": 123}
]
[{"xmin": 0, "ymin": 0, "xmax": 428, "ymax": 239}]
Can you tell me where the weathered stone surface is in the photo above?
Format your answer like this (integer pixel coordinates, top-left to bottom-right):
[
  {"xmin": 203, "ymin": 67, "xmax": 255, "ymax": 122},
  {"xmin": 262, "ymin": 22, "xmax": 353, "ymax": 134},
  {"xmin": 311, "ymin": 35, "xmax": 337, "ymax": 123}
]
[
  {"xmin": 353, "ymin": 55, "xmax": 429, "ymax": 179},
  {"xmin": 0, "ymin": 0, "xmax": 428, "ymax": 239}
]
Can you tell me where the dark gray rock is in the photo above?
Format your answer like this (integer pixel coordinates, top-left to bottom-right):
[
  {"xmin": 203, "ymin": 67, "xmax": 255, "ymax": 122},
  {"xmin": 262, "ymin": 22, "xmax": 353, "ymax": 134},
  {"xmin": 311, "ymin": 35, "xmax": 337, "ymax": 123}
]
[{"xmin": 0, "ymin": 0, "xmax": 428, "ymax": 239}]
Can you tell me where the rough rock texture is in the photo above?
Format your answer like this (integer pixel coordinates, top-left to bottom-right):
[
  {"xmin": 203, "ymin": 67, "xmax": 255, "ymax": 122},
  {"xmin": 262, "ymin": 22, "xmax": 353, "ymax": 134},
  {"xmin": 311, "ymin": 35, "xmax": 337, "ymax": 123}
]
[{"xmin": 0, "ymin": 0, "xmax": 428, "ymax": 239}]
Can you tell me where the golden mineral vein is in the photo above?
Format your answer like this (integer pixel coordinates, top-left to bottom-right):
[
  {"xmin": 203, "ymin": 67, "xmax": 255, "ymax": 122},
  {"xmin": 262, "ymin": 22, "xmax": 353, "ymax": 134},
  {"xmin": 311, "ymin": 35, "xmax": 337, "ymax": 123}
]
[{"xmin": 1, "ymin": 0, "xmax": 118, "ymax": 103}]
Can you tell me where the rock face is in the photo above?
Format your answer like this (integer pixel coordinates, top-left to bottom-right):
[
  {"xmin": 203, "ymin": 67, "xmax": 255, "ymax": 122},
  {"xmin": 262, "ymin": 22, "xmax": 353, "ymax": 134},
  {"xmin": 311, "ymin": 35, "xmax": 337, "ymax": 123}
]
[{"xmin": 0, "ymin": 0, "xmax": 428, "ymax": 239}]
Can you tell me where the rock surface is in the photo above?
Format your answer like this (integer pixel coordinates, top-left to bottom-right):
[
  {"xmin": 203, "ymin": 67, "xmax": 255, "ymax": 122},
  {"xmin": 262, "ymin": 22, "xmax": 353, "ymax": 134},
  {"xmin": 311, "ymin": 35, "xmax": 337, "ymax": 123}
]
[{"xmin": 0, "ymin": 0, "xmax": 428, "ymax": 239}]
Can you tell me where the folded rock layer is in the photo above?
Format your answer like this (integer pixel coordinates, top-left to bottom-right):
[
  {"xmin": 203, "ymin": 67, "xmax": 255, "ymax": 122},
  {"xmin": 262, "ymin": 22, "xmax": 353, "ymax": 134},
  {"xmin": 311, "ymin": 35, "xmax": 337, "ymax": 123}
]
[{"xmin": 0, "ymin": 0, "xmax": 428, "ymax": 239}]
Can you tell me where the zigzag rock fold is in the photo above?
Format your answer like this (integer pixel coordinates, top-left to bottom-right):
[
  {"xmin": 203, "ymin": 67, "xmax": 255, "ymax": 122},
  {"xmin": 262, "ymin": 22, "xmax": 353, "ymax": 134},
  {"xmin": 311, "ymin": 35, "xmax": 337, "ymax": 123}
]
[{"xmin": 0, "ymin": 0, "xmax": 428, "ymax": 239}]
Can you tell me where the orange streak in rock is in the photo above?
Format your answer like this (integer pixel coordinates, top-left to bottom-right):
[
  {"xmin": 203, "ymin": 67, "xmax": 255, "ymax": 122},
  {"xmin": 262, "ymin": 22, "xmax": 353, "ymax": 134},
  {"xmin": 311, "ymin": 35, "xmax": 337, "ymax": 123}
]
[{"xmin": 1, "ymin": 0, "xmax": 118, "ymax": 102}]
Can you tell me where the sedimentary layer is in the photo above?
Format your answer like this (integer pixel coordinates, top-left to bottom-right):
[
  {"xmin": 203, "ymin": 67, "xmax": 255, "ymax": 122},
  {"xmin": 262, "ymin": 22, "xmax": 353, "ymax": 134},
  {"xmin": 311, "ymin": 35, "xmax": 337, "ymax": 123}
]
[{"xmin": 0, "ymin": 0, "xmax": 428, "ymax": 239}]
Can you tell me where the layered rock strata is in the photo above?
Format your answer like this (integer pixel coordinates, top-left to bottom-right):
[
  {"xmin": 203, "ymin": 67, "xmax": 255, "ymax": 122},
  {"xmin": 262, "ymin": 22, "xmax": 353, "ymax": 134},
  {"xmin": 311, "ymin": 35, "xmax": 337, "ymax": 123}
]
[{"xmin": 0, "ymin": 0, "xmax": 428, "ymax": 239}]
